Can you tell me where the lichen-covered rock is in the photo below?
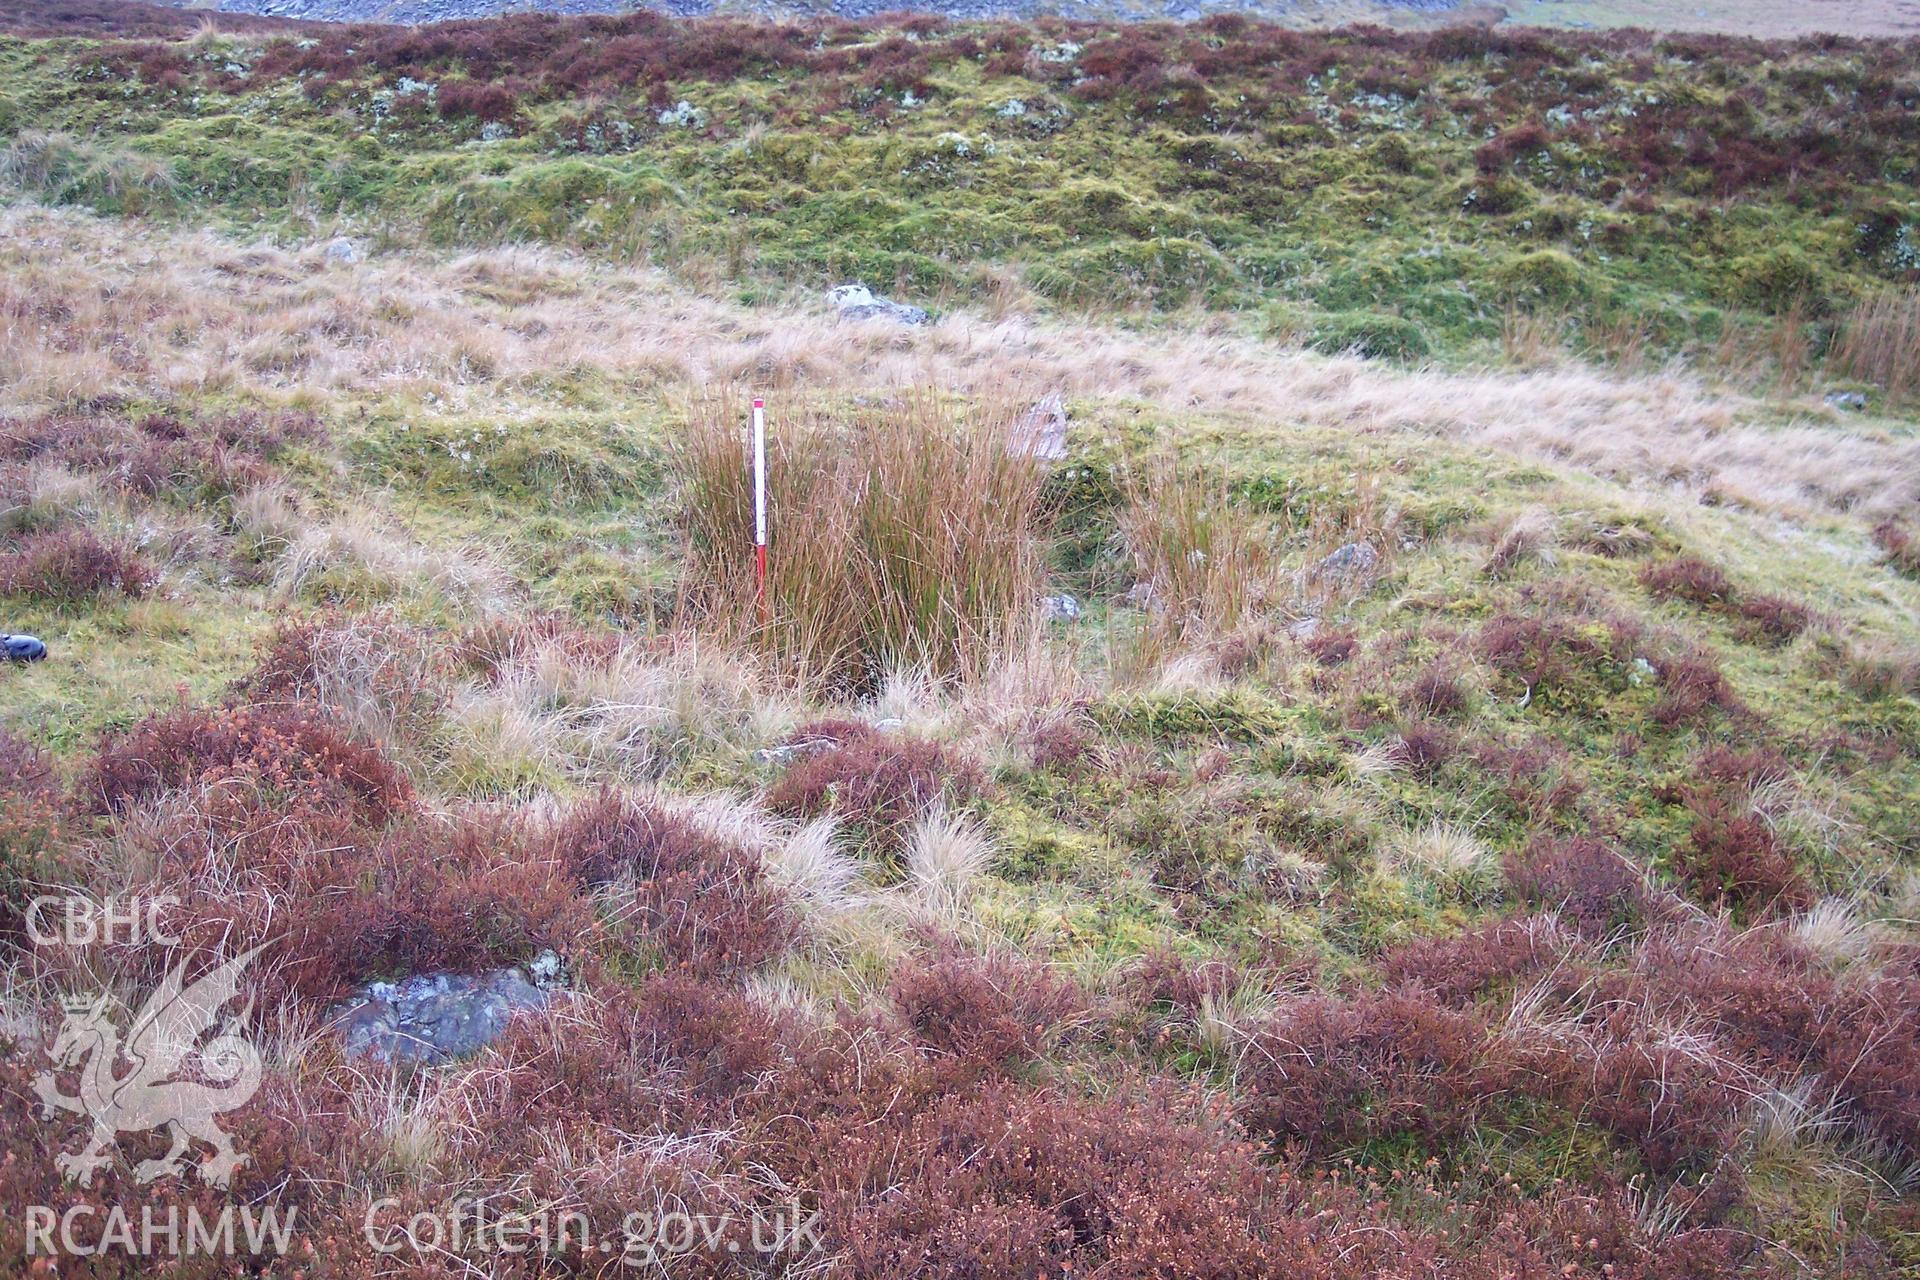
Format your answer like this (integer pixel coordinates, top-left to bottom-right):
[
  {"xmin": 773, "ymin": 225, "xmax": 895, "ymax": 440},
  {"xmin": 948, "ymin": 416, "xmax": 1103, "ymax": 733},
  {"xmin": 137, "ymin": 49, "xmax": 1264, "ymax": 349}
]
[
  {"xmin": 1040, "ymin": 592, "xmax": 1083, "ymax": 622},
  {"xmin": 656, "ymin": 99, "xmax": 708, "ymax": 128},
  {"xmin": 828, "ymin": 283, "xmax": 928, "ymax": 326},
  {"xmin": 1310, "ymin": 542, "xmax": 1380, "ymax": 587},
  {"xmin": 332, "ymin": 951, "xmax": 567, "ymax": 1065},
  {"xmin": 1011, "ymin": 393, "xmax": 1070, "ymax": 461}
]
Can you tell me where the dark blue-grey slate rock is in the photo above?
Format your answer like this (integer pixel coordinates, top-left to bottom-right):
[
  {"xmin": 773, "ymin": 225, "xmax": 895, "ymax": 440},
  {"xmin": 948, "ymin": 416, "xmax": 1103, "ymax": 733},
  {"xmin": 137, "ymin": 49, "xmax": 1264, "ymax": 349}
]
[
  {"xmin": 2, "ymin": 635, "xmax": 47, "ymax": 663},
  {"xmin": 333, "ymin": 951, "xmax": 567, "ymax": 1066}
]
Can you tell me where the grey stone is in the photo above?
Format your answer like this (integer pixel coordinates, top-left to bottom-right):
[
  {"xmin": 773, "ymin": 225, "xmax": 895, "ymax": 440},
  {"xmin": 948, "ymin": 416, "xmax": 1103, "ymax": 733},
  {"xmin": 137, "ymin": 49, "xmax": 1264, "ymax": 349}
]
[
  {"xmin": 1039, "ymin": 592, "xmax": 1082, "ymax": 622},
  {"xmin": 656, "ymin": 100, "xmax": 708, "ymax": 128},
  {"xmin": 1287, "ymin": 617, "xmax": 1321, "ymax": 642},
  {"xmin": 828, "ymin": 283, "xmax": 928, "ymax": 326},
  {"xmin": 332, "ymin": 951, "xmax": 567, "ymax": 1066},
  {"xmin": 752, "ymin": 744, "xmax": 805, "ymax": 766},
  {"xmin": 1825, "ymin": 391, "xmax": 1868, "ymax": 412},
  {"xmin": 1310, "ymin": 542, "xmax": 1380, "ymax": 586},
  {"xmin": 1122, "ymin": 580, "xmax": 1159, "ymax": 610},
  {"xmin": 754, "ymin": 726, "xmax": 854, "ymax": 765},
  {"xmin": 1011, "ymin": 393, "xmax": 1070, "ymax": 461},
  {"xmin": 524, "ymin": 949, "xmax": 565, "ymax": 987},
  {"xmin": 756, "ymin": 738, "xmax": 830, "ymax": 765},
  {"xmin": 3, "ymin": 634, "xmax": 47, "ymax": 662},
  {"xmin": 322, "ymin": 237, "xmax": 362, "ymax": 265},
  {"xmin": 870, "ymin": 716, "xmax": 907, "ymax": 733}
]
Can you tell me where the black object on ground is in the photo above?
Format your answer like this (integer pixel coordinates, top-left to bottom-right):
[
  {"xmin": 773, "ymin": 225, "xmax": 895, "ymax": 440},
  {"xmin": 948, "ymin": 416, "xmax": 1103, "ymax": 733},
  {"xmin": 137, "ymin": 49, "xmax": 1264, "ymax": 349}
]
[{"xmin": 2, "ymin": 634, "xmax": 47, "ymax": 663}]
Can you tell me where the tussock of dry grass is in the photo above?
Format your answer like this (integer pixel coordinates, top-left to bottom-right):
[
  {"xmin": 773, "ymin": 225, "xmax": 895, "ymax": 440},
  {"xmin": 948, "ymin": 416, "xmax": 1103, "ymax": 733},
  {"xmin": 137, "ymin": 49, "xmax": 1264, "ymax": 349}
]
[
  {"xmin": 1834, "ymin": 288, "xmax": 1920, "ymax": 405},
  {"xmin": 1117, "ymin": 459, "xmax": 1275, "ymax": 648},
  {"xmin": 274, "ymin": 513, "xmax": 511, "ymax": 616},
  {"xmin": 440, "ymin": 638, "xmax": 790, "ymax": 791},
  {"xmin": 6, "ymin": 206, "xmax": 1916, "ymax": 521},
  {"xmin": 655, "ymin": 791, "xmax": 867, "ymax": 932},
  {"xmin": 904, "ymin": 804, "xmax": 995, "ymax": 920},
  {"xmin": 0, "ymin": 131, "xmax": 176, "ymax": 213},
  {"xmin": 1791, "ymin": 899, "xmax": 1879, "ymax": 968},
  {"xmin": 1193, "ymin": 981, "xmax": 1276, "ymax": 1062},
  {"xmin": 1390, "ymin": 821, "xmax": 1502, "ymax": 899},
  {"xmin": 260, "ymin": 615, "xmax": 450, "ymax": 758},
  {"xmin": 675, "ymin": 392, "xmax": 1047, "ymax": 691}
]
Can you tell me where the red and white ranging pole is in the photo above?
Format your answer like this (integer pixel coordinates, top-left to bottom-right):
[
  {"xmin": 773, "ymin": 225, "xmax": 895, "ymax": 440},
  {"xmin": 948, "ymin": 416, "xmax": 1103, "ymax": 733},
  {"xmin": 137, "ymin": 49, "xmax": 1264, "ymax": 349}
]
[{"xmin": 752, "ymin": 397, "xmax": 768, "ymax": 610}]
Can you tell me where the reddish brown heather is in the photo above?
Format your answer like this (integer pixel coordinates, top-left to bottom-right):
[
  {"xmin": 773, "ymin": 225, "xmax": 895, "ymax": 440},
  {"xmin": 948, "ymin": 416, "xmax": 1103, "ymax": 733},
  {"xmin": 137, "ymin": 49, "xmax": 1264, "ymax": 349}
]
[
  {"xmin": 766, "ymin": 727, "xmax": 980, "ymax": 834},
  {"xmin": 1403, "ymin": 661, "xmax": 1468, "ymax": 718},
  {"xmin": 1378, "ymin": 914, "xmax": 1587, "ymax": 1006},
  {"xmin": 1650, "ymin": 645, "xmax": 1739, "ymax": 728},
  {"xmin": 20, "ymin": 3, "xmax": 1907, "ymax": 207},
  {"xmin": 1640, "ymin": 556, "xmax": 1812, "ymax": 644},
  {"xmin": 1021, "ymin": 715, "xmax": 1094, "ymax": 772},
  {"xmin": 1692, "ymin": 743, "xmax": 1794, "ymax": 789},
  {"xmin": 887, "ymin": 938, "xmax": 1087, "ymax": 1084},
  {"xmin": 0, "ymin": 527, "xmax": 153, "ymax": 602},
  {"xmin": 1596, "ymin": 927, "xmax": 1920, "ymax": 1163},
  {"xmin": 1873, "ymin": 517, "xmax": 1920, "ymax": 578},
  {"xmin": 1505, "ymin": 835, "xmax": 1650, "ymax": 938},
  {"xmin": 0, "ymin": 729, "xmax": 62, "ymax": 949},
  {"xmin": 1394, "ymin": 720, "xmax": 1457, "ymax": 776},
  {"xmin": 1641, "ymin": 555, "xmax": 1735, "ymax": 606},
  {"xmin": 1126, "ymin": 947, "xmax": 1251, "ymax": 1016},
  {"xmin": 1470, "ymin": 733, "xmax": 1589, "ymax": 824},
  {"xmin": 537, "ymin": 788, "xmax": 796, "ymax": 977},
  {"xmin": 1675, "ymin": 807, "xmax": 1814, "ymax": 918},
  {"xmin": 1302, "ymin": 626, "xmax": 1358, "ymax": 666},
  {"xmin": 67, "ymin": 708, "xmax": 797, "ymax": 1003},
  {"xmin": 0, "ymin": 0, "xmax": 314, "ymax": 37},
  {"xmin": 9, "ymin": 885, "xmax": 1911, "ymax": 1274},
  {"xmin": 81, "ymin": 702, "xmax": 415, "ymax": 827},
  {"xmin": 0, "ymin": 409, "xmax": 321, "ymax": 501},
  {"xmin": 1240, "ymin": 990, "xmax": 1518, "ymax": 1153},
  {"xmin": 1734, "ymin": 592, "xmax": 1812, "ymax": 643}
]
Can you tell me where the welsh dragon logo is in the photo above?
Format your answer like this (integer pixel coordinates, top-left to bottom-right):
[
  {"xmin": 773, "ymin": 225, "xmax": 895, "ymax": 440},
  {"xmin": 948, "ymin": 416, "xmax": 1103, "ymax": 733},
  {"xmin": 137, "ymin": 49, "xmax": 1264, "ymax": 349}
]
[{"xmin": 32, "ymin": 945, "xmax": 266, "ymax": 1188}]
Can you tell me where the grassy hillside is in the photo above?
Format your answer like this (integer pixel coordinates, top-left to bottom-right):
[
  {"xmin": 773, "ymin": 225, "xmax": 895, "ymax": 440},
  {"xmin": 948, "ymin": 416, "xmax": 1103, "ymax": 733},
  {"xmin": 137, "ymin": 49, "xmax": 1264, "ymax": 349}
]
[
  {"xmin": 3, "ymin": 6, "xmax": 1920, "ymax": 1279},
  {"xmin": 3, "ymin": 6, "xmax": 1919, "ymax": 372},
  {"xmin": 1506, "ymin": 0, "xmax": 1920, "ymax": 39}
]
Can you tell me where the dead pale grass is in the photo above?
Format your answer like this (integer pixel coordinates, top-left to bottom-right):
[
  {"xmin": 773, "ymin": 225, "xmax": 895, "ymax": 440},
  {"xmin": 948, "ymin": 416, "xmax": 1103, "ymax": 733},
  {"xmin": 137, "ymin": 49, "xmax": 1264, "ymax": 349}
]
[
  {"xmin": 5, "ymin": 205, "xmax": 1918, "ymax": 520},
  {"xmin": 674, "ymin": 392, "xmax": 1047, "ymax": 691},
  {"xmin": 1834, "ymin": 288, "xmax": 1920, "ymax": 406}
]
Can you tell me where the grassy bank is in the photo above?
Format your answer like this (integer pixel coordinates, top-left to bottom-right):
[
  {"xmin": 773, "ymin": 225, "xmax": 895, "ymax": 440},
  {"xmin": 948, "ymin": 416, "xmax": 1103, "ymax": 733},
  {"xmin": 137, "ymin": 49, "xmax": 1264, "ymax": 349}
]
[
  {"xmin": 1, "ymin": 9, "xmax": 1919, "ymax": 1276},
  {"xmin": 5, "ymin": 239, "xmax": 1920, "ymax": 1260},
  {"xmin": 2, "ymin": 8, "xmax": 1918, "ymax": 378}
]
